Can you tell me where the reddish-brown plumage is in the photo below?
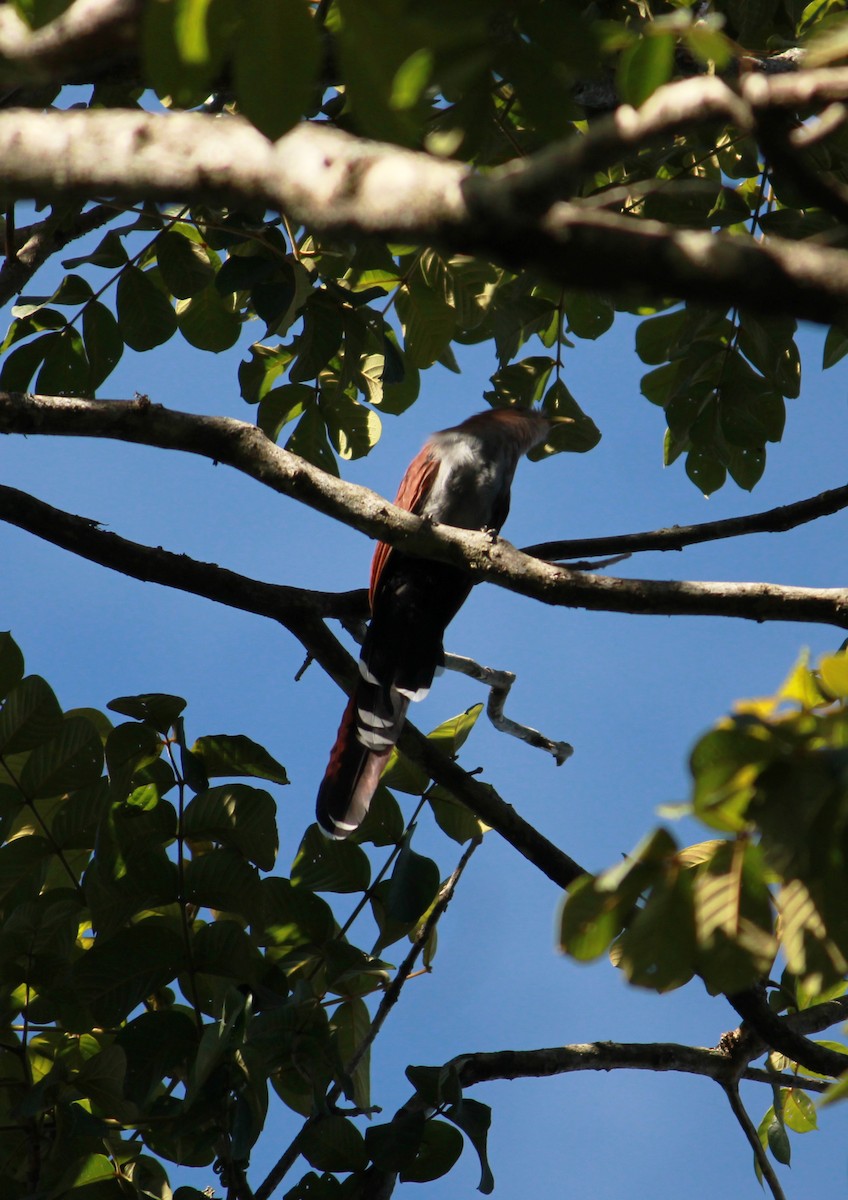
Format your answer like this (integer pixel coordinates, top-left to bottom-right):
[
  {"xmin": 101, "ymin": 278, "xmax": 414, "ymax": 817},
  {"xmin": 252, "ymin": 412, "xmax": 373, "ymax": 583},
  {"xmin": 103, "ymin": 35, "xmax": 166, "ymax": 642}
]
[{"xmin": 316, "ymin": 407, "xmax": 557, "ymax": 838}]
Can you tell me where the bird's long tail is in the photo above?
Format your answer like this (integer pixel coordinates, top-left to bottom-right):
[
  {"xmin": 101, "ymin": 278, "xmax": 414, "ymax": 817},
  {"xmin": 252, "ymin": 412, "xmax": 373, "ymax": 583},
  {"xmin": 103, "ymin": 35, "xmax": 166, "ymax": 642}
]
[{"xmin": 315, "ymin": 677, "xmax": 410, "ymax": 838}]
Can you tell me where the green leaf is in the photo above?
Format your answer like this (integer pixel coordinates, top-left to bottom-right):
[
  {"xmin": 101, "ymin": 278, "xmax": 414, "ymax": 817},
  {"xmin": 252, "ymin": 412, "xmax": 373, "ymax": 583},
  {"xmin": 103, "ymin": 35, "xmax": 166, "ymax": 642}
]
[
  {"xmin": 334, "ymin": 0, "xmax": 423, "ymax": 145},
  {"xmin": 400, "ymin": 1119, "xmax": 464, "ymax": 1183},
  {"xmin": 286, "ymin": 404, "xmax": 340, "ymax": 475},
  {"xmin": 685, "ymin": 447, "xmax": 726, "ymax": 496},
  {"xmin": 354, "ymin": 784, "xmax": 405, "ymax": 846},
  {"xmin": 142, "ymin": 0, "xmax": 241, "ymax": 108},
  {"xmin": 565, "ymin": 292, "xmax": 614, "ymax": 341},
  {"xmin": 484, "ymin": 356, "xmax": 554, "ymax": 409},
  {"xmin": 396, "ymin": 277, "xmax": 457, "ymax": 369},
  {"xmin": 116, "ymin": 266, "xmax": 178, "ymax": 351},
  {"xmin": 299, "ymin": 1115, "xmax": 369, "ymax": 1173},
  {"xmin": 239, "ymin": 341, "xmax": 294, "ymax": 403},
  {"xmin": 0, "ymin": 333, "xmax": 52, "ymax": 391},
  {"xmin": 63, "ymin": 230, "xmax": 128, "ymax": 271},
  {"xmin": 0, "ymin": 632, "xmax": 25, "ymax": 701},
  {"xmin": 782, "ymin": 1087, "xmax": 817, "ymax": 1132},
  {"xmin": 390, "ymin": 48, "xmax": 434, "ymax": 110},
  {"xmin": 234, "ymin": 0, "xmax": 321, "ymax": 140},
  {"xmin": 260, "ymin": 876, "xmax": 335, "ymax": 948},
  {"xmin": 291, "ymin": 826, "xmax": 371, "ymax": 893},
  {"xmin": 116, "ymin": 1009, "xmax": 199, "ymax": 1109},
  {"xmin": 617, "ymin": 33, "xmax": 675, "ymax": 107},
  {"xmin": 35, "ymin": 329, "xmax": 91, "ymax": 397},
  {"xmin": 192, "ymin": 733, "xmax": 288, "ymax": 784},
  {"xmin": 386, "ymin": 838, "xmax": 440, "ymax": 924},
  {"xmin": 635, "ymin": 309, "xmax": 687, "ymax": 365},
  {"xmin": 216, "ymin": 252, "xmax": 278, "ymax": 293},
  {"xmin": 406, "ymin": 1062, "xmax": 463, "ymax": 1108},
  {"xmin": 176, "ymin": 285, "xmax": 242, "ymax": 352},
  {"xmin": 559, "ymin": 873, "xmax": 632, "ymax": 961},
  {"xmin": 19, "ymin": 714, "xmax": 103, "ymax": 799},
  {"xmin": 191, "ymin": 918, "xmax": 258, "ymax": 981},
  {"xmin": 0, "ymin": 674, "xmax": 63, "ymax": 755},
  {"xmin": 83, "ymin": 302, "xmax": 123, "ymax": 392},
  {"xmin": 427, "ymin": 704, "xmax": 482, "ymax": 756},
  {"xmin": 290, "ymin": 292, "xmax": 344, "ymax": 383},
  {"xmin": 258, "ymin": 382, "xmax": 314, "ymax": 442},
  {"xmin": 531, "ymin": 378, "xmax": 601, "ymax": 458},
  {"xmin": 72, "ymin": 921, "xmax": 184, "ymax": 1026},
  {"xmin": 105, "ymin": 722, "xmax": 162, "ymax": 798},
  {"xmin": 331, "ymin": 997, "xmax": 371, "ymax": 1111},
  {"xmin": 0, "ymin": 836, "xmax": 52, "ymax": 901},
  {"xmin": 616, "ymin": 868, "xmax": 697, "ymax": 992},
  {"xmin": 107, "ymin": 693, "xmax": 187, "ymax": 733},
  {"xmin": 321, "ymin": 391, "xmax": 382, "ymax": 461},
  {"xmin": 823, "ymin": 325, "xmax": 848, "ymax": 369},
  {"xmin": 767, "ymin": 1115, "xmax": 791, "ymax": 1164},
  {"xmin": 156, "ymin": 229, "xmax": 216, "ymax": 298},
  {"xmin": 444, "ymin": 1098, "xmax": 495, "ymax": 1194},
  {"xmin": 183, "ymin": 847, "xmax": 263, "ymax": 925},
  {"xmin": 183, "ymin": 784, "xmax": 279, "ymax": 870},
  {"xmin": 366, "ymin": 1112, "xmax": 427, "ymax": 1172},
  {"xmin": 428, "ymin": 789, "xmax": 485, "ymax": 844}
]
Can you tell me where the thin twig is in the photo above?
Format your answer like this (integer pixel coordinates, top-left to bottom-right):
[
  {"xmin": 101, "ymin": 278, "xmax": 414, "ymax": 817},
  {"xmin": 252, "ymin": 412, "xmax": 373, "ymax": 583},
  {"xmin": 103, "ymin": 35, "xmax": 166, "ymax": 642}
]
[
  {"xmin": 444, "ymin": 652, "xmax": 572, "ymax": 765},
  {"xmin": 521, "ymin": 481, "xmax": 848, "ymax": 560},
  {"xmin": 723, "ymin": 1081, "xmax": 787, "ymax": 1200}
]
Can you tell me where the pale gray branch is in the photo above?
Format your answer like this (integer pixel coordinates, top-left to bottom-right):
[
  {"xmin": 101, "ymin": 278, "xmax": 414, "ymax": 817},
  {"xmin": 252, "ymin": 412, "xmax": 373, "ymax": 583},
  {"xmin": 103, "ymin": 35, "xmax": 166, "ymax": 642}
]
[
  {"xmin": 2, "ymin": 392, "xmax": 847, "ymax": 631},
  {"xmin": 2, "ymin": 74, "xmax": 848, "ymax": 318},
  {"xmin": 444, "ymin": 651, "xmax": 573, "ymax": 765},
  {"xmin": 0, "ymin": 0, "xmax": 141, "ymax": 87}
]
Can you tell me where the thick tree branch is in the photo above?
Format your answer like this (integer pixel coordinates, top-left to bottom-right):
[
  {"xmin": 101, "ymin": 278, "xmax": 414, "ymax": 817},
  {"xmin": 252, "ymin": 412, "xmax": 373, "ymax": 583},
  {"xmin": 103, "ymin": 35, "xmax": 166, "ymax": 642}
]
[
  {"xmin": 3, "ymin": 393, "xmax": 847, "ymax": 631},
  {"xmin": 0, "ymin": 482, "xmax": 364, "ymax": 620},
  {"xmin": 0, "ymin": 0, "xmax": 141, "ymax": 87},
  {"xmin": 449, "ymin": 1041, "xmax": 829, "ymax": 1092},
  {"xmin": 4, "ymin": 75, "xmax": 848, "ymax": 318}
]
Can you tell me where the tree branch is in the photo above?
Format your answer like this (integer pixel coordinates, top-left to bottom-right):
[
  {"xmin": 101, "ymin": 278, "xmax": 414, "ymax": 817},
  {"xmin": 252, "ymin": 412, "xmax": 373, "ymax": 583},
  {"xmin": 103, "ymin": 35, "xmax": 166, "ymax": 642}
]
[
  {"xmin": 4, "ymin": 78, "xmax": 848, "ymax": 318},
  {"xmin": 521, "ymin": 481, "xmax": 848, "ymax": 560},
  {"xmin": 449, "ymin": 1040, "xmax": 829, "ymax": 1093},
  {"xmin": 723, "ymin": 1082, "xmax": 787, "ymax": 1200},
  {"xmin": 0, "ymin": 201, "xmax": 120, "ymax": 306},
  {"xmin": 0, "ymin": 482, "xmax": 364, "ymax": 620},
  {"xmin": 0, "ymin": 0, "xmax": 141, "ymax": 87},
  {"xmin": 3, "ymin": 393, "xmax": 847, "ymax": 631}
]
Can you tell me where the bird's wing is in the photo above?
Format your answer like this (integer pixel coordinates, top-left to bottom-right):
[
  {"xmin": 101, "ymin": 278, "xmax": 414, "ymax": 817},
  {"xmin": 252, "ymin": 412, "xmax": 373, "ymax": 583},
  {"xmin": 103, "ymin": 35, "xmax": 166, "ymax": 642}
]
[{"xmin": 369, "ymin": 443, "xmax": 439, "ymax": 607}]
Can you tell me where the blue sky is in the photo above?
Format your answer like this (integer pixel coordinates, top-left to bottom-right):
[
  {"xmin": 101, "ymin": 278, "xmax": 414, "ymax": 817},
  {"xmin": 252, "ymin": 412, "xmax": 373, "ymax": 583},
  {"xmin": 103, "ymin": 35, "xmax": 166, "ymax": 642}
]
[{"xmin": 2, "ymin": 236, "xmax": 847, "ymax": 1196}]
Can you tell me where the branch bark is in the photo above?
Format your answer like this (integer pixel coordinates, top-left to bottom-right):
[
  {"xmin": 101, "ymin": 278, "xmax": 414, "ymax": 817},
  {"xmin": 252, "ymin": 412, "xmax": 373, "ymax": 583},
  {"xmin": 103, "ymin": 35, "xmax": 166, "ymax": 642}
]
[
  {"xmin": 521, "ymin": 481, "xmax": 848, "ymax": 560},
  {"xmin": 0, "ymin": 0, "xmax": 141, "ymax": 87},
  {"xmin": 3, "ymin": 71, "xmax": 848, "ymax": 318},
  {"xmin": 3, "ymin": 393, "xmax": 847, "ymax": 631}
]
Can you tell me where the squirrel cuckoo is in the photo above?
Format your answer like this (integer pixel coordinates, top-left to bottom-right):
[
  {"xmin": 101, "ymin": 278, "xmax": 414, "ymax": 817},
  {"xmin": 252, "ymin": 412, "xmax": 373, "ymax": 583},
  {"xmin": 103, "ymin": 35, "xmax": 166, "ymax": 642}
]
[{"xmin": 315, "ymin": 407, "xmax": 561, "ymax": 839}]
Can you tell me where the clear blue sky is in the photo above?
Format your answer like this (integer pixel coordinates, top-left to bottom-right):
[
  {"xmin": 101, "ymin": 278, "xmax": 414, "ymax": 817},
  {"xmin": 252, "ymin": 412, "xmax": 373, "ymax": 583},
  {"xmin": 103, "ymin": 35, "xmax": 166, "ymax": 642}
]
[{"xmin": 2, "ymin": 223, "xmax": 846, "ymax": 1196}]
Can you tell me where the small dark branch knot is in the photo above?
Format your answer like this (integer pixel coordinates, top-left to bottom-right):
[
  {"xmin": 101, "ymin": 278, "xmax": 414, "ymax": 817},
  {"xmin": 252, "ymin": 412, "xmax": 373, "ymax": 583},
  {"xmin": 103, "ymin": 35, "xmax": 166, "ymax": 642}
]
[
  {"xmin": 132, "ymin": 392, "xmax": 151, "ymax": 412},
  {"xmin": 718, "ymin": 1028, "xmax": 745, "ymax": 1056}
]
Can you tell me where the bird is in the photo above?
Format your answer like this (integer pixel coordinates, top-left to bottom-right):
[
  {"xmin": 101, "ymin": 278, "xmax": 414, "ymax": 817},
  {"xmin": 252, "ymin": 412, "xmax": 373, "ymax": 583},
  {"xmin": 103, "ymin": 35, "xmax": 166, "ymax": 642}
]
[{"xmin": 315, "ymin": 406, "xmax": 564, "ymax": 839}]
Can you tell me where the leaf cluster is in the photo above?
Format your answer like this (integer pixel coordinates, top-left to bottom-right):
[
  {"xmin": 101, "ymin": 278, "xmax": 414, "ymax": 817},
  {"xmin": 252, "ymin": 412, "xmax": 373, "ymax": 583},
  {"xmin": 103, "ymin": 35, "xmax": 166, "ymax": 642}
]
[
  {"xmin": 560, "ymin": 645, "xmax": 848, "ymax": 1009},
  {"xmin": 7, "ymin": 0, "xmax": 848, "ymax": 490},
  {"xmin": 0, "ymin": 632, "xmax": 493, "ymax": 1197}
]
